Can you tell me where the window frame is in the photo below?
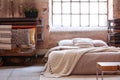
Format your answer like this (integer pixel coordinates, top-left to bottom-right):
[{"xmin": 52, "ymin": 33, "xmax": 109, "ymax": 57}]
[{"xmin": 50, "ymin": 0, "xmax": 108, "ymax": 28}]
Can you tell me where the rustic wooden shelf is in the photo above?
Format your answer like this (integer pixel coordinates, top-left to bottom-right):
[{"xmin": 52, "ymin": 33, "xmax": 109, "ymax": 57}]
[{"xmin": 108, "ymin": 19, "xmax": 120, "ymax": 47}]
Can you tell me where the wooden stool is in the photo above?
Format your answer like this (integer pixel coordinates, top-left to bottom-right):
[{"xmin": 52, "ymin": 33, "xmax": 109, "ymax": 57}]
[{"xmin": 96, "ymin": 62, "xmax": 120, "ymax": 80}]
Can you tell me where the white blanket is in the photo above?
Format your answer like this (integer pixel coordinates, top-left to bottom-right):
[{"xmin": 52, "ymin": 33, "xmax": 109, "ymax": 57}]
[
  {"xmin": 43, "ymin": 46, "xmax": 120, "ymax": 77},
  {"xmin": 44, "ymin": 46, "xmax": 80, "ymax": 58}
]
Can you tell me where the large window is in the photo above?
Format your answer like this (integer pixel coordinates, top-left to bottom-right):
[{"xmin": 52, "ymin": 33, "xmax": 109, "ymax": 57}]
[{"xmin": 50, "ymin": 0, "xmax": 108, "ymax": 27}]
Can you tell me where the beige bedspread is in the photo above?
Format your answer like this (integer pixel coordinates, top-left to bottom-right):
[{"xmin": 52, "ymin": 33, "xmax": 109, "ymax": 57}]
[
  {"xmin": 72, "ymin": 51, "xmax": 120, "ymax": 75},
  {"xmin": 43, "ymin": 46, "xmax": 120, "ymax": 77}
]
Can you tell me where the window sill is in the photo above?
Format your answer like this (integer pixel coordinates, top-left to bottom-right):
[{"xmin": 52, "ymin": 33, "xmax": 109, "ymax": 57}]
[{"xmin": 50, "ymin": 27, "xmax": 107, "ymax": 32}]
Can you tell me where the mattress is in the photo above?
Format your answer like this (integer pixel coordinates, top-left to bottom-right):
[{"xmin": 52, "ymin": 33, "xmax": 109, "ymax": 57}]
[{"xmin": 72, "ymin": 52, "xmax": 120, "ymax": 74}]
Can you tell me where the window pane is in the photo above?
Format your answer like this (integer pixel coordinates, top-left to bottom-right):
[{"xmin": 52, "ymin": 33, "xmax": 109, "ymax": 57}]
[
  {"xmin": 99, "ymin": 15, "xmax": 107, "ymax": 26},
  {"xmin": 72, "ymin": 0, "xmax": 80, "ymax": 1},
  {"xmin": 81, "ymin": 15, "xmax": 89, "ymax": 27},
  {"xmin": 63, "ymin": 0, "xmax": 70, "ymax": 1},
  {"xmin": 99, "ymin": 0, "xmax": 107, "ymax": 1},
  {"xmin": 81, "ymin": 2, "xmax": 89, "ymax": 14},
  {"xmin": 72, "ymin": 2, "xmax": 79, "ymax": 14},
  {"xmin": 90, "ymin": 0, "xmax": 98, "ymax": 1},
  {"xmin": 62, "ymin": 15, "xmax": 70, "ymax": 26},
  {"xmin": 62, "ymin": 2, "xmax": 70, "ymax": 14},
  {"xmin": 99, "ymin": 3, "xmax": 107, "ymax": 14},
  {"xmin": 53, "ymin": 2, "xmax": 61, "ymax": 13},
  {"xmin": 72, "ymin": 15, "xmax": 80, "ymax": 27},
  {"xmin": 90, "ymin": 15, "xmax": 98, "ymax": 27},
  {"xmin": 90, "ymin": 2, "xmax": 98, "ymax": 14},
  {"xmin": 80, "ymin": 0, "xmax": 89, "ymax": 1},
  {"xmin": 53, "ymin": 0, "xmax": 61, "ymax": 1},
  {"xmin": 53, "ymin": 15, "xmax": 61, "ymax": 27}
]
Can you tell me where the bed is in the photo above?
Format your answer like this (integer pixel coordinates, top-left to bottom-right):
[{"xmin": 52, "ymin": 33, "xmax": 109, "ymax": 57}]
[{"xmin": 43, "ymin": 38, "xmax": 120, "ymax": 77}]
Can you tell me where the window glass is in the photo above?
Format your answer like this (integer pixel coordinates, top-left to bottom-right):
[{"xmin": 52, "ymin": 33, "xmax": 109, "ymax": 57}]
[
  {"xmin": 81, "ymin": 15, "xmax": 89, "ymax": 27},
  {"xmin": 53, "ymin": 15, "xmax": 61, "ymax": 27},
  {"xmin": 62, "ymin": 2, "xmax": 70, "ymax": 14},
  {"xmin": 99, "ymin": 3, "xmax": 107, "ymax": 14},
  {"xmin": 80, "ymin": 0, "xmax": 89, "ymax": 1},
  {"xmin": 53, "ymin": 0, "xmax": 61, "ymax": 1},
  {"xmin": 72, "ymin": 2, "xmax": 80, "ymax": 14},
  {"xmin": 81, "ymin": 2, "xmax": 89, "ymax": 14},
  {"xmin": 99, "ymin": 15, "xmax": 107, "ymax": 26},
  {"xmin": 90, "ymin": 0, "xmax": 98, "ymax": 1},
  {"xmin": 72, "ymin": 0, "xmax": 80, "ymax": 1},
  {"xmin": 53, "ymin": 2, "xmax": 61, "ymax": 14},
  {"xmin": 63, "ymin": 0, "xmax": 70, "ymax": 1},
  {"xmin": 99, "ymin": 0, "xmax": 107, "ymax": 1},
  {"xmin": 62, "ymin": 15, "xmax": 70, "ymax": 26},
  {"xmin": 90, "ymin": 2, "xmax": 98, "ymax": 14},
  {"xmin": 72, "ymin": 15, "xmax": 80, "ymax": 27},
  {"xmin": 90, "ymin": 15, "xmax": 98, "ymax": 27}
]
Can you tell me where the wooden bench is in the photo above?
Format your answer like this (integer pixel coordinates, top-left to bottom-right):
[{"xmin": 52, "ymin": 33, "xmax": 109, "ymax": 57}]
[{"xmin": 96, "ymin": 62, "xmax": 120, "ymax": 80}]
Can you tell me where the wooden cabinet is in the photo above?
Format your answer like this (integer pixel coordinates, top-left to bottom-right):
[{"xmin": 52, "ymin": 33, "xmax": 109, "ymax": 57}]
[
  {"xmin": 108, "ymin": 19, "xmax": 120, "ymax": 47},
  {"xmin": 0, "ymin": 18, "xmax": 44, "ymax": 65}
]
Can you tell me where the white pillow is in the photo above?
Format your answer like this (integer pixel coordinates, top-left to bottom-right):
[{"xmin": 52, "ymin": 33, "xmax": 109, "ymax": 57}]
[
  {"xmin": 73, "ymin": 38, "xmax": 94, "ymax": 48},
  {"xmin": 73, "ymin": 38, "xmax": 93, "ymax": 43},
  {"xmin": 74, "ymin": 42, "xmax": 94, "ymax": 48},
  {"xmin": 58, "ymin": 39, "xmax": 74, "ymax": 46},
  {"xmin": 92, "ymin": 40, "xmax": 108, "ymax": 47}
]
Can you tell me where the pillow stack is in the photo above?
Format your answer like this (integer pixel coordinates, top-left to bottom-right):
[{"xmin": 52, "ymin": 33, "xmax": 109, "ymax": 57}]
[
  {"xmin": 72, "ymin": 38, "xmax": 94, "ymax": 48},
  {"xmin": 58, "ymin": 38, "xmax": 108, "ymax": 48}
]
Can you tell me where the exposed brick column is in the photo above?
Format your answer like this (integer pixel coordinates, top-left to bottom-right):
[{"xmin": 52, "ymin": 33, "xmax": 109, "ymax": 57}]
[{"xmin": 113, "ymin": 0, "xmax": 120, "ymax": 18}]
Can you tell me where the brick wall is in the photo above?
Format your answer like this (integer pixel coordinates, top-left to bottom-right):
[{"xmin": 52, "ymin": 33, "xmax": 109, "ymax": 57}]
[
  {"xmin": 1, "ymin": 0, "xmax": 120, "ymax": 49},
  {"xmin": 113, "ymin": 0, "xmax": 120, "ymax": 18}
]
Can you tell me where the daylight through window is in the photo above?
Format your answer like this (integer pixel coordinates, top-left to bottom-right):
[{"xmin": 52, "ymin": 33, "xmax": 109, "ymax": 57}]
[{"xmin": 51, "ymin": 0, "xmax": 108, "ymax": 27}]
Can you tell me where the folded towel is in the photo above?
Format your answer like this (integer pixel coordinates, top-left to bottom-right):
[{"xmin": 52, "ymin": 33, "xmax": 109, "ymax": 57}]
[
  {"xmin": 0, "ymin": 25, "xmax": 12, "ymax": 50},
  {"xmin": 0, "ymin": 38, "xmax": 11, "ymax": 44},
  {"xmin": 0, "ymin": 25, "xmax": 12, "ymax": 29},
  {"xmin": 0, "ymin": 31, "xmax": 11, "ymax": 34},
  {"xmin": 0, "ymin": 44, "xmax": 11, "ymax": 50},
  {"xmin": 0, "ymin": 33, "xmax": 11, "ymax": 38}
]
